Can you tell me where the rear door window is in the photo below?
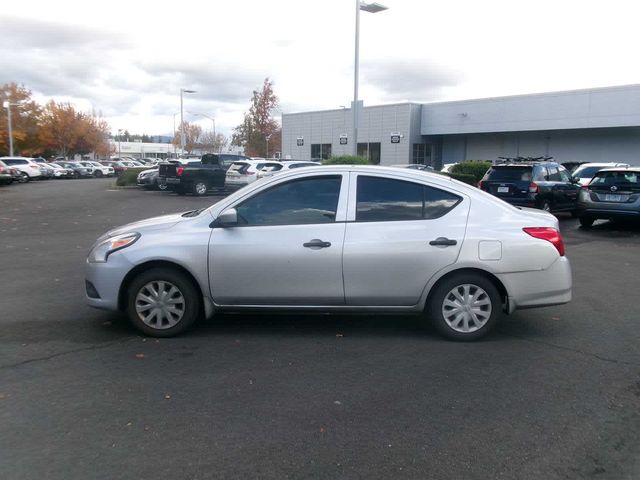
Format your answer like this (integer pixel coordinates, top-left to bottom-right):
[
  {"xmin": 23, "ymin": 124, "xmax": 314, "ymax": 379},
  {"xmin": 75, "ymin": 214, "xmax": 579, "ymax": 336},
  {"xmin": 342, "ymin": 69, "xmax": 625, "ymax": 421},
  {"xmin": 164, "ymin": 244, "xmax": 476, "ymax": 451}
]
[
  {"xmin": 356, "ymin": 176, "xmax": 461, "ymax": 222},
  {"xmin": 547, "ymin": 166, "xmax": 561, "ymax": 181}
]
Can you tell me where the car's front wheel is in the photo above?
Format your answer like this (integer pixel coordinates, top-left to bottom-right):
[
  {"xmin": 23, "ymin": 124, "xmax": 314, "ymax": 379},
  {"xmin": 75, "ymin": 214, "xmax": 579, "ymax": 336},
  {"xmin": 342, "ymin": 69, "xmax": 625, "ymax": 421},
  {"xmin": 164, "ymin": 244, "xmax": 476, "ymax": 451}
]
[
  {"xmin": 127, "ymin": 267, "xmax": 201, "ymax": 337},
  {"xmin": 18, "ymin": 172, "xmax": 29, "ymax": 183},
  {"xmin": 425, "ymin": 273, "xmax": 501, "ymax": 341},
  {"xmin": 94, "ymin": 170, "xmax": 103, "ymax": 178}
]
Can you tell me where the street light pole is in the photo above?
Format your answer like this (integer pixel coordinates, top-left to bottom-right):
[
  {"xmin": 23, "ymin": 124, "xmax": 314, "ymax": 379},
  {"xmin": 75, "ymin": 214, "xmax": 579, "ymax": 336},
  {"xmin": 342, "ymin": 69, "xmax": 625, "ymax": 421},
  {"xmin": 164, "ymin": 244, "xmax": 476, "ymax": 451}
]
[
  {"xmin": 353, "ymin": 1, "xmax": 388, "ymax": 157},
  {"xmin": 179, "ymin": 88, "xmax": 196, "ymax": 155},
  {"xmin": 189, "ymin": 113, "xmax": 216, "ymax": 152},
  {"xmin": 117, "ymin": 129, "xmax": 123, "ymax": 157}
]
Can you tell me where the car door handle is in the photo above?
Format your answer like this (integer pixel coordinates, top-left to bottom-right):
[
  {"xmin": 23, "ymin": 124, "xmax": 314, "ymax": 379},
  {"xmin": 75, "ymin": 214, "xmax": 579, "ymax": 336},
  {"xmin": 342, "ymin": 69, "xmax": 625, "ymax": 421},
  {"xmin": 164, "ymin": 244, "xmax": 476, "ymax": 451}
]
[
  {"xmin": 429, "ymin": 237, "xmax": 457, "ymax": 246},
  {"xmin": 303, "ymin": 239, "xmax": 332, "ymax": 249}
]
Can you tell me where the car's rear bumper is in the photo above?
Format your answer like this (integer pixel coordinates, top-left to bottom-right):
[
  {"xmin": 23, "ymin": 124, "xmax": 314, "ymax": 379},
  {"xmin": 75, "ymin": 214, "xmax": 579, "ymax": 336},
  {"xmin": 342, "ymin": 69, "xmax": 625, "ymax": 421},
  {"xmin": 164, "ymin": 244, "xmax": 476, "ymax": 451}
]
[
  {"xmin": 577, "ymin": 205, "xmax": 640, "ymax": 219},
  {"xmin": 497, "ymin": 256, "xmax": 572, "ymax": 311}
]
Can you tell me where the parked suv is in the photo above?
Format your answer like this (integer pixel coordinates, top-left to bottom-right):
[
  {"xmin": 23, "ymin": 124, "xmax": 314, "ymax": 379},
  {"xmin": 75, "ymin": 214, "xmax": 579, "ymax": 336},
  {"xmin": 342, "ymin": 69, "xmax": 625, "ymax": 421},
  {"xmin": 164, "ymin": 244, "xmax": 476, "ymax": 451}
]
[
  {"xmin": 577, "ymin": 167, "xmax": 640, "ymax": 227},
  {"xmin": 479, "ymin": 159, "xmax": 580, "ymax": 213},
  {"xmin": 79, "ymin": 161, "xmax": 115, "ymax": 177},
  {"xmin": 0, "ymin": 157, "xmax": 42, "ymax": 182}
]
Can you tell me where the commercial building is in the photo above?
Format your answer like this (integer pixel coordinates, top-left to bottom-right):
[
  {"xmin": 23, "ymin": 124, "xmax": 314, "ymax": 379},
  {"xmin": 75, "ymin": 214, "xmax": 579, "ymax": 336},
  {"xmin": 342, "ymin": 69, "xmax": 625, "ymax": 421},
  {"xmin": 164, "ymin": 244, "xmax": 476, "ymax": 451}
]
[{"xmin": 282, "ymin": 84, "xmax": 640, "ymax": 168}]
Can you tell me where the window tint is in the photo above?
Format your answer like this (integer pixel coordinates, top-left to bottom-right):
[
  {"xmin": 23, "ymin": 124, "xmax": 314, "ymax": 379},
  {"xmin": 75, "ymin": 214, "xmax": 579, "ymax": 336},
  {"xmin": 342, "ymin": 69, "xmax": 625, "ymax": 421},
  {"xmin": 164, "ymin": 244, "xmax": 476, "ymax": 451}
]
[
  {"xmin": 356, "ymin": 176, "xmax": 461, "ymax": 222},
  {"xmin": 487, "ymin": 166, "xmax": 532, "ymax": 181},
  {"xmin": 236, "ymin": 175, "xmax": 341, "ymax": 226},
  {"xmin": 547, "ymin": 166, "xmax": 561, "ymax": 181},
  {"xmin": 2, "ymin": 159, "xmax": 27, "ymax": 165},
  {"xmin": 557, "ymin": 166, "xmax": 571, "ymax": 182}
]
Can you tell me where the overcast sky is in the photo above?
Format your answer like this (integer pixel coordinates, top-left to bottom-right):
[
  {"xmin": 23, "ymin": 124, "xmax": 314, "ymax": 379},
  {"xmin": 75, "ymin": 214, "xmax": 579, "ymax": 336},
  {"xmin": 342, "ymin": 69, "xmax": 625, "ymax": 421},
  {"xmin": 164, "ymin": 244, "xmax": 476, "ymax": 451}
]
[{"xmin": 1, "ymin": 0, "xmax": 639, "ymax": 138}]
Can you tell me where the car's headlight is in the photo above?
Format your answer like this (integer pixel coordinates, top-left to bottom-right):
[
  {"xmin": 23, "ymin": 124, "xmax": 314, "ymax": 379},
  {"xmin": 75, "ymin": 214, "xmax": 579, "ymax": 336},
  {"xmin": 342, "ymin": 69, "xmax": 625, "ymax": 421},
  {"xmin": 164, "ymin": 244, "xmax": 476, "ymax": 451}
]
[{"xmin": 88, "ymin": 232, "xmax": 140, "ymax": 263}]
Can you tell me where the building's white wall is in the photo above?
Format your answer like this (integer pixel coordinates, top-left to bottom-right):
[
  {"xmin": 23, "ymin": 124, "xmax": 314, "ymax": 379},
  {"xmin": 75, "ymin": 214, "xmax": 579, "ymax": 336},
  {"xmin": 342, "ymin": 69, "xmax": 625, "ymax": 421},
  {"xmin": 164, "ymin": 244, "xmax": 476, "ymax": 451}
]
[
  {"xmin": 282, "ymin": 104, "xmax": 417, "ymax": 164},
  {"xmin": 422, "ymin": 84, "xmax": 640, "ymax": 135},
  {"xmin": 442, "ymin": 128, "xmax": 640, "ymax": 165}
]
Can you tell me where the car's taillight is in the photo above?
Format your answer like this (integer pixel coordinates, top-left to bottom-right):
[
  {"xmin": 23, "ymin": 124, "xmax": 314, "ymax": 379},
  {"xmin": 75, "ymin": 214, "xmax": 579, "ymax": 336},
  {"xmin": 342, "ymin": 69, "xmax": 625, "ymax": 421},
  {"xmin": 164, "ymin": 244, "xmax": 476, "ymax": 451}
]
[
  {"xmin": 176, "ymin": 167, "xmax": 184, "ymax": 176},
  {"xmin": 478, "ymin": 180, "xmax": 484, "ymax": 189},
  {"xmin": 523, "ymin": 227, "xmax": 565, "ymax": 256},
  {"xmin": 30, "ymin": 165, "xmax": 39, "ymax": 170},
  {"xmin": 528, "ymin": 182, "xmax": 539, "ymax": 193}
]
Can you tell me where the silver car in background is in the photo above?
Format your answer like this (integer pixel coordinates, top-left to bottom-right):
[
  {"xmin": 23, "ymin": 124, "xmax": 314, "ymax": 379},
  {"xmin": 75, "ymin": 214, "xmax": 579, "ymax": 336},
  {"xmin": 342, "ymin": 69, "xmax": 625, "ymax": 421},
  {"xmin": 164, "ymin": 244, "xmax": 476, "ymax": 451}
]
[
  {"xmin": 85, "ymin": 166, "xmax": 572, "ymax": 341},
  {"xmin": 577, "ymin": 167, "xmax": 640, "ymax": 227}
]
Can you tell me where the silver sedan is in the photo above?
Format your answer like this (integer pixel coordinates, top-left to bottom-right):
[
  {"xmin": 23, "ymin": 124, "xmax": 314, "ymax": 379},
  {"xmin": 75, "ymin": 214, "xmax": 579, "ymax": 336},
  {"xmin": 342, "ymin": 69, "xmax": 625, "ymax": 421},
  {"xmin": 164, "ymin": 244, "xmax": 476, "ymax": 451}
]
[{"xmin": 85, "ymin": 165, "xmax": 572, "ymax": 340}]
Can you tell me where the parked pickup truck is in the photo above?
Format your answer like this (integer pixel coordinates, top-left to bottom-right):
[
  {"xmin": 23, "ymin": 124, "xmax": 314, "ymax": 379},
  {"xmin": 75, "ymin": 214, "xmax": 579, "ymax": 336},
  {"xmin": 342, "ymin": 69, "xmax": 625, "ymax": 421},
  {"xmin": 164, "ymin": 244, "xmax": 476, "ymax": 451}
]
[{"xmin": 158, "ymin": 153, "xmax": 250, "ymax": 196}]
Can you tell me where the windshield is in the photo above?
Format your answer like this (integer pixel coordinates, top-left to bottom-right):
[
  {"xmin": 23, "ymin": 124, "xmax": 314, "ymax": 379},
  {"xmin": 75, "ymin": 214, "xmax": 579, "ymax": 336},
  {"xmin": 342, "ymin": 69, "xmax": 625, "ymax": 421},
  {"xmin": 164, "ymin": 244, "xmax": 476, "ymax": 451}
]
[
  {"xmin": 486, "ymin": 166, "xmax": 532, "ymax": 181},
  {"xmin": 573, "ymin": 166, "xmax": 606, "ymax": 178}
]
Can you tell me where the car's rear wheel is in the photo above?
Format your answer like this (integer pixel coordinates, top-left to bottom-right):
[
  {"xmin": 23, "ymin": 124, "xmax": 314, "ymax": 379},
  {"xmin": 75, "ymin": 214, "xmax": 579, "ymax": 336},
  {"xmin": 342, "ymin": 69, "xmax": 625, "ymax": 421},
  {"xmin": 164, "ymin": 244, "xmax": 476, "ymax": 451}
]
[
  {"xmin": 579, "ymin": 216, "xmax": 595, "ymax": 228},
  {"xmin": 157, "ymin": 180, "xmax": 168, "ymax": 191},
  {"xmin": 127, "ymin": 267, "xmax": 201, "ymax": 337},
  {"xmin": 94, "ymin": 170, "xmax": 103, "ymax": 178},
  {"xmin": 425, "ymin": 273, "xmax": 501, "ymax": 341},
  {"xmin": 18, "ymin": 172, "xmax": 29, "ymax": 183},
  {"xmin": 192, "ymin": 180, "xmax": 208, "ymax": 196},
  {"xmin": 541, "ymin": 200, "xmax": 551, "ymax": 212}
]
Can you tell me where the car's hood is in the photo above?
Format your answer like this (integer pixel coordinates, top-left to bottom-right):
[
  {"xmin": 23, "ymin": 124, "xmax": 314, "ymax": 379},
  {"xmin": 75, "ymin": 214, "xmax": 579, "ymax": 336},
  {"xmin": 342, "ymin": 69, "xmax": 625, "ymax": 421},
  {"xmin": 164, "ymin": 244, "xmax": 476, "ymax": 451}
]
[{"xmin": 106, "ymin": 212, "xmax": 186, "ymax": 237}]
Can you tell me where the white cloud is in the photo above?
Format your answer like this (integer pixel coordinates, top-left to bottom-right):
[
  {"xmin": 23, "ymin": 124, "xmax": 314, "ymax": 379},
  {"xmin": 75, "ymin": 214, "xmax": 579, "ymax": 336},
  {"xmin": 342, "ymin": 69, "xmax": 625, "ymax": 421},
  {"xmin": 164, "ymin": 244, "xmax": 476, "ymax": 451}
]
[{"xmin": 1, "ymin": 0, "xmax": 640, "ymax": 136}]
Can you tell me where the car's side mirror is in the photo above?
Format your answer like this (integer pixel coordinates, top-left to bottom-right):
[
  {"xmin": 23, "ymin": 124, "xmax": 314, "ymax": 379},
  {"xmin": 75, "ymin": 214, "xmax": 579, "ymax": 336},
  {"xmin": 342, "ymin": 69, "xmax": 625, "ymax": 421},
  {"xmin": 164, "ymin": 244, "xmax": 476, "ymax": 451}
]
[
  {"xmin": 571, "ymin": 176, "xmax": 580, "ymax": 184},
  {"xmin": 211, "ymin": 208, "xmax": 238, "ymax": 228}
]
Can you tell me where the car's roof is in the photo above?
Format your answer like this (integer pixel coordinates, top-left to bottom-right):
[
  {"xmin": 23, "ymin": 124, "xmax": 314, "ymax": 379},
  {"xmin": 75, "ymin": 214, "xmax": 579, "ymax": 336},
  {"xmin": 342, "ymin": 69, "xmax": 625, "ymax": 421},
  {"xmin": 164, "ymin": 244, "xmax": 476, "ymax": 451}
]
[
  {"xmin": 0, "ymin": 156, "xmax": 35, "ymax": 160},
  {"xmin": 597, "ymin": 167, "xmax": 640, "ymax": 173},
  {"xmin": 577, "ymin": 162, "xmax": 630, "ymax": 167}
]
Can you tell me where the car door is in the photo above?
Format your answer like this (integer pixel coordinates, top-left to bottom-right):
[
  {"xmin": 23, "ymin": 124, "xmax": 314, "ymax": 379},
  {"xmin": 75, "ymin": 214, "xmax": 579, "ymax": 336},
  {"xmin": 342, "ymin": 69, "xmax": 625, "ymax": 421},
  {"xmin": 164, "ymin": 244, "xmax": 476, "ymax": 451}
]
[
  {"xmin": 343, "ymin": 173, "xmax": 469, "ymax": 306},
  {"xmin": 557, "ymin": 165, "xmax": 580, "ymax": 209},
  {"xmin": 209, "ymin": 173, "xmax": 348, "ymax": 306}
]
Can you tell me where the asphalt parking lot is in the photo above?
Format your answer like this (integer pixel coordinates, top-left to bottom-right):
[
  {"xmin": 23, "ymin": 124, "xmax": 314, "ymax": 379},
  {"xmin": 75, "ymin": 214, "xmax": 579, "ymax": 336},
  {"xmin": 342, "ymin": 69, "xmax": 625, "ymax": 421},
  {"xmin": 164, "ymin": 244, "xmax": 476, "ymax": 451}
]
[{"xmin": 1, "ymin": 179, "xmax": 639, "ymax": 479}]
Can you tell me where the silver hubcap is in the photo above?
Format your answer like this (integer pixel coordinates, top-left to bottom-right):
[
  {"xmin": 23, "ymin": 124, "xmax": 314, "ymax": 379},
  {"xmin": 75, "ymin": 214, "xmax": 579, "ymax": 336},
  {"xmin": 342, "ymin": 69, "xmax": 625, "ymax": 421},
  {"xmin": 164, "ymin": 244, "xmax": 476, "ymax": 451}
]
[
  {"xmin": 135, "ymin": 281, "xmax": 185, "ymax": 329},
  {"xmin": 442, "ymin": 284, "xmax": 492, "ymax": 333},
  {"xmin": 195, "ymin": 183, "xmax": 206, "ymax": 194}
]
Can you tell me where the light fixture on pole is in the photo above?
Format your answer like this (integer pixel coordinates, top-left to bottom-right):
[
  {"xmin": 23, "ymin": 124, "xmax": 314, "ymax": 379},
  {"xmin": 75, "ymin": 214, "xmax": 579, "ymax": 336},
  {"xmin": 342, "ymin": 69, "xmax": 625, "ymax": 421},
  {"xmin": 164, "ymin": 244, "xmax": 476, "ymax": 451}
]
[
  {"xmin": 353, "ymin": 1, "xmax": 388, "ymax": 157},
  {"xmin": 180, "ymin": 89, "xmax": 196, "ymax": 155},
  {"xmin": 189, "ymin": 112, "xmax": 216, "ymax": 152}
]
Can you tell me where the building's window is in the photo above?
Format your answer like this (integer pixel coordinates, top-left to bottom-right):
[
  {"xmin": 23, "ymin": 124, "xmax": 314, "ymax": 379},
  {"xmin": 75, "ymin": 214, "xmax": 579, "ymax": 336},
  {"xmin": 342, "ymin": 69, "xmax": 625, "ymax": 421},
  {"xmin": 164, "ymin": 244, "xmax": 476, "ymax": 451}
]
[
  {"xmin": 357, "ymin": 143, "xmax": 381, "ymax": 164},
  {"xmin": 356, "ymin": 176, "xmax": 462, "ymax": 222},
  {"xmin": 412, "ymin": 144, "xmax": 431, "ymax": 165},
  {"xmin": 311, "ymin": 144, "xmax": 332, "ymax": 160}
]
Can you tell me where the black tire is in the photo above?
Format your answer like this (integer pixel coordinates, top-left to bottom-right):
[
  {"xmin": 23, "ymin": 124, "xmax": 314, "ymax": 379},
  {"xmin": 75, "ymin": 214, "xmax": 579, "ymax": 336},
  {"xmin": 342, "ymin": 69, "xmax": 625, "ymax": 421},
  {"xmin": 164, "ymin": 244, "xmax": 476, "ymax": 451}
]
[
  {"xmin": 541, "ymin": 201, "xmax": 551, "ymax": 213},
  {"xmin": 127, "ymin": 267, "xmax": 201, "ymax": 337},
  {"xmin": 156, "ymin": 180, "xmax": 168, "ymax": 191},
  {"xmin": 18, "ymin": 172, "xmax": 30, "ymax": 183},
  {"xmin": 192, "ymin": 180, "xmax": 208, "ymax": 196},
  {"xmin": 94, "ymin": 170, "xmax": 103, "ymax": 178},
  {"xmin": 424, "ymin": 272, "xmax": 501, "ymax": 341},
  {"xmin": 579, "ymin": 216, "xmax": 594, "ymax": 228}
]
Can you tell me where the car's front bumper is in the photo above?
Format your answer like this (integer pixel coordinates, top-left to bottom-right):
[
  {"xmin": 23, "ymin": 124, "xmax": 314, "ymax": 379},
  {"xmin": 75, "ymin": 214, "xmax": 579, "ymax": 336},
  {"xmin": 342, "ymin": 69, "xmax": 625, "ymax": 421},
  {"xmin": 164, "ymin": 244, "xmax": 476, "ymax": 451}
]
[{"xmin": 84, "ymin": 254, "xmax": 134, "ymax": 311}]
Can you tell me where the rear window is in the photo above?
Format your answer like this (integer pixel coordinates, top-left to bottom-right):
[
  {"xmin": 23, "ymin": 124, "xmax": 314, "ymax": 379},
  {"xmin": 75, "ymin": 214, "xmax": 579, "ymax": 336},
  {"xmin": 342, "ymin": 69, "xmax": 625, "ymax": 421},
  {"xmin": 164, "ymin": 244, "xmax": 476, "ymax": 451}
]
[
  {"xmin": 2, "ymin": 159, "xmax": 28, "ymax": 165},
  {"xmin": 590, "ymin": 171, "xmax": 639, "ymax": 186},
  {"xmin": 288, "ymin": 163, "xmax": 320, "ymax": 169},
  {"xmin": 486, "ymin": 166, "xmax": 532, "ymax": 181}
]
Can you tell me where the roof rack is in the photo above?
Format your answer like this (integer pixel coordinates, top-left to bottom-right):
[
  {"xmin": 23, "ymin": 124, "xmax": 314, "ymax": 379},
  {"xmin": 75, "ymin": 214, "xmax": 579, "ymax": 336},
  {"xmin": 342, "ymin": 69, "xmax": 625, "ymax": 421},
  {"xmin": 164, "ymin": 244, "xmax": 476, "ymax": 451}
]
[{"xmin": 496, "ymin": 156, "xmax": 554, "ymax": 164}]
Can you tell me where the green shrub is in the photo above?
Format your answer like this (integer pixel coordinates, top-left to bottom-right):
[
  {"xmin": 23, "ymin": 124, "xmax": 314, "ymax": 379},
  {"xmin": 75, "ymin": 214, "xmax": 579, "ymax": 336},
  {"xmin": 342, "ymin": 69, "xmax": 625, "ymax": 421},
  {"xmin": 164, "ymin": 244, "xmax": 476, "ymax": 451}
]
[
  {"xmin": 323, "ymin": 155, "xmax": 369, "ymax": 165},
  {"xmin": 448, "ymin": 173, "xmax": 477, "ymax": 185},
  {"xmin": 450, "ymin": 161, "xmax": 492, "ymax": 183},
  {"xmin": 115, "ymin": 168, "xmax": 147, "ymax": 186}
]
